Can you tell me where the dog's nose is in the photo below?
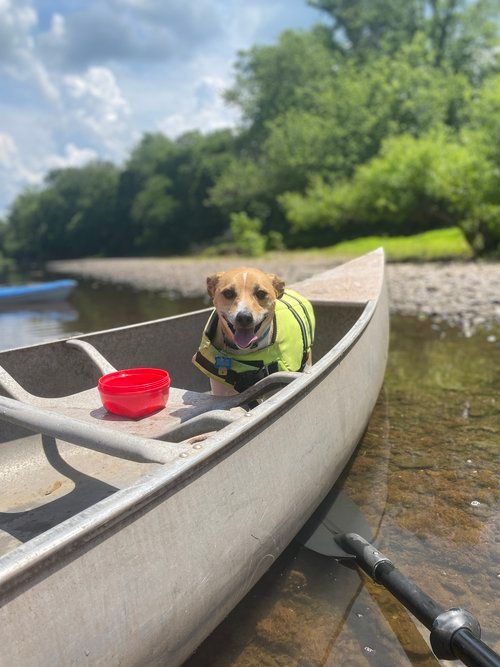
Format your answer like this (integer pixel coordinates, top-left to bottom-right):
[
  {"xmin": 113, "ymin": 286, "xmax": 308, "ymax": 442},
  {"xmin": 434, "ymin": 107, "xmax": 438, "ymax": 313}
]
[{"xmin": 235, "ymin": 311, "xmax": 254, "ymax": 327}]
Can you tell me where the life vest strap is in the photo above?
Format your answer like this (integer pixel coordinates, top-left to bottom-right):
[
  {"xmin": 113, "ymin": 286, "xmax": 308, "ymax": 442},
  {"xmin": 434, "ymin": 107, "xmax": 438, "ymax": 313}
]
[
  {"xmin": 233, "ymin": 361, "xmax": 279, "ymax": 393},
  {"xmin": 194, "ymin": 351, "xmax": 279, "ymax": 393}
]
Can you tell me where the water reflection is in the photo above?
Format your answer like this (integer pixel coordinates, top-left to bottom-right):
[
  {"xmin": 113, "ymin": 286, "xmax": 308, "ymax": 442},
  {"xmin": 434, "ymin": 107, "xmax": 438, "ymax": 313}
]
[
  {"xmin": 0, "ymin": 278, "xmax": 206, "ymax": 352},
  {"xmin": 0, "ymin": 302, "xmax": 79, "ymax": 349}
]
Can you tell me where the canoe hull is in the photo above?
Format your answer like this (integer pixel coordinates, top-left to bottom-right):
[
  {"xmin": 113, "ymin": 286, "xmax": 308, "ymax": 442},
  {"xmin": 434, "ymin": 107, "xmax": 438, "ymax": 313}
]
[
  {"xmin": 0, "ymin": 253, "xmax": 388, "ymax": 666},
  {"xmin": 0, "ymin": 280, "xmax": 76, "ymax": 306}
]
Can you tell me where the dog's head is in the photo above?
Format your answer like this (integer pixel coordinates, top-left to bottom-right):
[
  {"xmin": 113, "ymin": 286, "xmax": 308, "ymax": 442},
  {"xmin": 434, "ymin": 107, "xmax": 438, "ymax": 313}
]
[{"xmin": 207, "ymin": 267, "xmax": 285, "ymax": 349}]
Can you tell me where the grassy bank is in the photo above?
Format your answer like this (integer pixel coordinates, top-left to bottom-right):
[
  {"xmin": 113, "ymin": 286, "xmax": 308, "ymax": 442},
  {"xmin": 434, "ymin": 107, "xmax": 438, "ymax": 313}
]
[{"xmin": 302, "ymin": 227, "xmax": 472, "ymax": 261}]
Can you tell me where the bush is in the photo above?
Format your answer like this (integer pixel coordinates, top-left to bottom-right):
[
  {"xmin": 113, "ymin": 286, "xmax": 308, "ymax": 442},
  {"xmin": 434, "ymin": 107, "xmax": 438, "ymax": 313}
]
[
  {"xmin": 282, "ymin": 129, "xmax": 500, "ymax": 255},
  {"xmin": 459, "ymin": 205, "xmax": 500, "ymax": 255},
  {"xmin": 266, "ymin": 230, "xmax": 285, "ymax": 251},
  {"xmin": 229, "ymin": 212, "xmax": 267, "ymax": 256}
]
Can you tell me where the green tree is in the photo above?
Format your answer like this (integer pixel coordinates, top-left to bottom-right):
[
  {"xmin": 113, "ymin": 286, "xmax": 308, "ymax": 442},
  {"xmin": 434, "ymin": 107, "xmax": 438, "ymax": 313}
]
[
  {"xmin": 212, "ymin": 37, "xmax": 472, "ymax": 239},
  {"xmin": 229, "ymin": 212, "xmax": 267, "ymax": 256},
  {"xmin": 130, "ymin": 175, "xmax": 178, "ymax": 252},
  {"xmin": 309, "ymin": 0, "xmax": 499, "ymax": 76},
  {"xmin": 118, "ymin": 130, "xmax": 234, "ymax": 254},
  {"xmin": 282, "ymin": 129, "xmax": 500, "ymax": 254},
  {"xmin": 4, "ymin": 161, "xmax": 120, "ymax": 261},
  {"xmin": 226, "ymin": 30, "xmax": 334, "ymax": 141}
]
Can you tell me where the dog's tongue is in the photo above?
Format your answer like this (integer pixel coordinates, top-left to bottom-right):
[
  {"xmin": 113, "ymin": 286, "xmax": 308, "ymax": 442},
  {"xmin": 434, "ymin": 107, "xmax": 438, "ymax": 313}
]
[{"xmin": 234, "ymin": 328, "xmax": 258, "ymax": 349}]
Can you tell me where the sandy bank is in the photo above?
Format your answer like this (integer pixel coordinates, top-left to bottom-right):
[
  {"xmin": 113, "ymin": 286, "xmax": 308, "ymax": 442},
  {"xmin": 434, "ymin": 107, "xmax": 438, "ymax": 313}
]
[{"xmin": 48, "ymin": 256, "xmax": 500, "ymax": 331}]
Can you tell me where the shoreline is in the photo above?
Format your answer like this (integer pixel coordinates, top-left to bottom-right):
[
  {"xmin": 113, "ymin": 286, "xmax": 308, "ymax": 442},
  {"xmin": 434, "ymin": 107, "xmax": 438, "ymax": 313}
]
[{"xmin": 48, "ymin": 256, "xmax": 500, "ymax": 333}]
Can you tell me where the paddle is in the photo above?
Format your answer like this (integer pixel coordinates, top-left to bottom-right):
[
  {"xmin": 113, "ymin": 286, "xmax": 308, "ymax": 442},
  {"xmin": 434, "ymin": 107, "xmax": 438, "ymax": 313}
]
[{"xmin": 297, "ymin": 489, "xmax": 500, "ymax": 667}]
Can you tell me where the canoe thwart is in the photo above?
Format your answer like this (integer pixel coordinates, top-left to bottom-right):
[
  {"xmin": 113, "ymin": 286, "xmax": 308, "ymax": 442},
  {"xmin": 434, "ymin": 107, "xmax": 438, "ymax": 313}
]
[
  {"xmin": 0, "ymin": 364, "xmax": 37, "ymax": 403},
  {"xmin": 66, "ymin": 339, "xmax": 117, "ymax": 375},
  {"xmin": 0, "ymin": 395, "xmax": 178, "ymax": 464}
]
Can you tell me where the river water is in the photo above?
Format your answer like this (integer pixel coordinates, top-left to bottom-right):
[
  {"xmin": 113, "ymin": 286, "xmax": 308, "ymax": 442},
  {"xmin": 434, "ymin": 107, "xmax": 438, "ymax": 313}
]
[{"xmin": 0, "ymin": 277, "xmax": 498, "ymax": 665}]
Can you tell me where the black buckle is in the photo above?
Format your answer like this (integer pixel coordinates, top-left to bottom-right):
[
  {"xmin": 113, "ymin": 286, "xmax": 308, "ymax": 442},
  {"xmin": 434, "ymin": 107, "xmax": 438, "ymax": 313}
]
[{"xmin": 234, "ymin": 362, "xmax": 278, "ymax": 393}]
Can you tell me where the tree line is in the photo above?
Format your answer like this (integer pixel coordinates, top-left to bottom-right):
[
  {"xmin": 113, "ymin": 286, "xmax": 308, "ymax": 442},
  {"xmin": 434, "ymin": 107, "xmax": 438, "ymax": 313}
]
[{"xmin": 1, "ymin": 0, "xmax": 499, "ymax": 262}]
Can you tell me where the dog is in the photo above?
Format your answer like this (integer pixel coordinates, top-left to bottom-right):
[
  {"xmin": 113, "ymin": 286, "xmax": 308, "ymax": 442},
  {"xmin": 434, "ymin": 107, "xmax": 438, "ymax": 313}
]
[{"xmin": 192, "ymin": 267, "xmax": 315, "ymax": 396}]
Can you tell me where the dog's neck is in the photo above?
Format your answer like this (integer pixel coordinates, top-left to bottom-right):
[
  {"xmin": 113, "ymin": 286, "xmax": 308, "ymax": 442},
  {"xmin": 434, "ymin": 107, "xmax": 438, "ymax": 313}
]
[{"xmin": 214, "ymin": 315, "xmax": 274, "ymax": 354}]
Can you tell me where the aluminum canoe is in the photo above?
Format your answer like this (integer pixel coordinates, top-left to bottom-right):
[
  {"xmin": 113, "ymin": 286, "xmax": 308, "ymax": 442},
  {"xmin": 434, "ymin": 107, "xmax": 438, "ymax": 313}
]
[{"xmin": 0, "ymin": 249, "xmax": 389, "ymax": 666}]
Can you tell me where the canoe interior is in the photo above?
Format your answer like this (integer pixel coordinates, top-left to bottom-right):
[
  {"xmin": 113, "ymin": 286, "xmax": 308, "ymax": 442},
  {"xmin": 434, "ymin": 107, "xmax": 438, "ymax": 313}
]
[{"xmin": 0, "ymin": 302, "xmax": 364, "ymax": 560}]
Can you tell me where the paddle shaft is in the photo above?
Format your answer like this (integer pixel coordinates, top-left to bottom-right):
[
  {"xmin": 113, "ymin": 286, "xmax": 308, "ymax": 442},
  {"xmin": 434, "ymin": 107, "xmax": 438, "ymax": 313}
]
[
  {"xmin": 374, "ymin": 562, "xmax": 499, "ymax": 667},
  {"xmin": 340, "ymin": 534, "xmax": 500, "ymax": 667}
]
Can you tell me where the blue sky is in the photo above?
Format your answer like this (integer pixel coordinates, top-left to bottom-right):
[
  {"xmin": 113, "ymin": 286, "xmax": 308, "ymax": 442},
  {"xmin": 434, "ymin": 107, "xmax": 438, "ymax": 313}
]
[{"xmin": 0, "ymin": 0, "xmax": 323, "ymax": 216}]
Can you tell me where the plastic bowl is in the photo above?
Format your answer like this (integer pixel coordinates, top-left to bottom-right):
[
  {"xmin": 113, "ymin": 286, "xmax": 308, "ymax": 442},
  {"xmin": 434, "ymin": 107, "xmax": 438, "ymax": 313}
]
[{"xmin": 98, "ymin": 368, "xmax": 170, "ymax": 418}]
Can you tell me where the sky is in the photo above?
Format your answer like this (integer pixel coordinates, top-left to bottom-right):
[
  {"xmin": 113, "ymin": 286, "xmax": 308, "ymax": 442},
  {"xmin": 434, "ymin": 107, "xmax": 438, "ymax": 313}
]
[{"xmin": 0, "ymin": 0, "xmax": 323, "ymax": 217}]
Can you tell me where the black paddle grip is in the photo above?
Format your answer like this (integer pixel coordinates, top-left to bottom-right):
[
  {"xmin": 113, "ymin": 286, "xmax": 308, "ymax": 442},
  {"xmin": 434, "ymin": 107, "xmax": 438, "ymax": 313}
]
[{"xmin": 451, "ymin": 628, "xmax": 500, "ymax": 667}]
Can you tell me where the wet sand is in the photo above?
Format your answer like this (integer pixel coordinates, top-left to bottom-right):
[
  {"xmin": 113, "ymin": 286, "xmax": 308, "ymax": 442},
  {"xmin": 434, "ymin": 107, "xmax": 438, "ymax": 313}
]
[{"xmin": 49, "ymin": 256, "xmax": 500, "ymax": 332}]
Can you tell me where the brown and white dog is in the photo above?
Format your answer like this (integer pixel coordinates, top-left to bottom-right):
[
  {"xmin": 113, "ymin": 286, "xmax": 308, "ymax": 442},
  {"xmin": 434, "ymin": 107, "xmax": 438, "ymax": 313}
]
[
  {"xmin": 193, "ymin": 266, "xmax": 315, "ymax": 396},
  {"xmin": 204, "ymin": 267, "xmax": 285, "ymax": 395}
]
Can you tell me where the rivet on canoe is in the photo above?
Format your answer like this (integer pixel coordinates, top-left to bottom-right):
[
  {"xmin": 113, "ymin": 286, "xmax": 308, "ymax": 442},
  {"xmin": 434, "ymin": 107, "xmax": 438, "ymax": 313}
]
[
  {"xmin": 193, "ymin": 444, "xmax": 203, "ymax": 450},
  {"xmin": 179, "ymin": 452, "xmax": 189, "ymax": 458}
]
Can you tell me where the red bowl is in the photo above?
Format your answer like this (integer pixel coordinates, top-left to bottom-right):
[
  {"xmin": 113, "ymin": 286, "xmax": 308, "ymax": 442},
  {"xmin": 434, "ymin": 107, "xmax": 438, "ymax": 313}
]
[{"xmin": 98, "ymin": 368, "xmax": 170, "ymax": 418}]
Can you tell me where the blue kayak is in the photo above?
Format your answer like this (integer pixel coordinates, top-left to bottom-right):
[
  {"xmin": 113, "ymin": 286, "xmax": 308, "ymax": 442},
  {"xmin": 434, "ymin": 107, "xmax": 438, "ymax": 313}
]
[{"xmin": 0, "ymin": 279, "xmax": 77, "ymax": 305}]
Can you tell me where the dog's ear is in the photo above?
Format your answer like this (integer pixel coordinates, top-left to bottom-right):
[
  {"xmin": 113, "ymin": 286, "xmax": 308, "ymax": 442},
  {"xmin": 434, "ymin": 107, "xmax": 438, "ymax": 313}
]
[
  {"xmin": 206, "ymin": 273, "xmax": 221, "ymax": 299},
  {"xmin": 268, "ymin": 273, "xmax": 285, "ymax": 299}
]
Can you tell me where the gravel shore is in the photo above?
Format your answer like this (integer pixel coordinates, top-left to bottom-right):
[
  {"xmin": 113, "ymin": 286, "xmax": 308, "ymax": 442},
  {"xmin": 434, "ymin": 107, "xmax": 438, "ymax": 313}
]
[{"xmin": 48, "ymin": 256, "xmax": 500, "ymax": 332}]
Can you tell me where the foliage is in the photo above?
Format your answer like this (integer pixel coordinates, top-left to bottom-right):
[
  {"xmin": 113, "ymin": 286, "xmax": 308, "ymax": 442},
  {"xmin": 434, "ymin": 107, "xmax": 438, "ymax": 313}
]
[
  {"xmin": 229, "ymin": 212, "xmax": 267, "ymax": 256},
  {"xmin": 282, "ymin": 127, "xmax": 500, "ymax": 254},
  {"xmin": 308, "ymin": 0, "xmax": 499, "ymax": 76},
  {"xmin": 3, "ymin": 162, "xmax": 120, "ymax": 262},
  {"xmin": 119, "ymin": 130, "xmax": 235, "ymax": 255},
  {"xmin": 202, "ymin": 212, "xmax": 267, "ymax": 257},
  {"xmin": 130, "ymin": 175, "xmax": 178, "ymax": 252},
  {"xmin": 202, "ymin": 212, "xmax": 286, "ymax": 256},
  {"xmin": 213, "ymin": 36, "xmax": 474, "ymax": 236}
]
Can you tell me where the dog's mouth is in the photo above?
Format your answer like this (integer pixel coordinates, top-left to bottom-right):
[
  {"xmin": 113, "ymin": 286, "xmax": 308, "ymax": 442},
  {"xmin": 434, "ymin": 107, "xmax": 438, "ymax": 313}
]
[{"xmin": 223, "ymin": 316, "xmax": 265, "ymax": 349}]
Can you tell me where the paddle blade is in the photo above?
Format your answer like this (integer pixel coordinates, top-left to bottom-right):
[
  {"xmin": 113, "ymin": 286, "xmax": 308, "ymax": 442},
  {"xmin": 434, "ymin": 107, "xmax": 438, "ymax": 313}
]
[{"xmin": 296, "ymin": 490, "xmax": 374, "ymax": 559}]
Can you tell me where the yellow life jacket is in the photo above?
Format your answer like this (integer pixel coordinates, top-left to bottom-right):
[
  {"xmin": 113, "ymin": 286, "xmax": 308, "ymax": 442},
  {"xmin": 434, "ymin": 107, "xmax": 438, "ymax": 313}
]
[{"xmin": 193, "ymin": 289, "xmax": 315, "ymax": 393}]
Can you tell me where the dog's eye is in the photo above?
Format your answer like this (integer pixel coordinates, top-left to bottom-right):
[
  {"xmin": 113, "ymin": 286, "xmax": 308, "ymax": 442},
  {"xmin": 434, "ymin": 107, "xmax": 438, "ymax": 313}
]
[
  {"xmin": 222, "ymin": 288, "xmax": 236, "ymax": 299},
  {"xmin": 255, "ymin": 290, "xmax": 268, "ymax": 300}
]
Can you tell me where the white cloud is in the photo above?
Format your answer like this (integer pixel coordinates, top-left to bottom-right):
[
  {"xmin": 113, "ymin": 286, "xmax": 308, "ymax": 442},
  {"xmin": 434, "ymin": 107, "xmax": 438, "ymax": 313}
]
[
  {"xmin": 63, "ymin": 67, "xmax": 131, "ymax": 156},
  {"xmin": 38, "ymin": 0, "xmax": 223, "ymax": 70},
  {"xmin": 0, "ymin": 132, "xmax": 39, "ymax": 184},
  {"xmin": 157, "ymin": 74, "xmax": 239, "ymax": 137},
  {"xmin": 50, "ymin": 13, "xmax": 66, "ymax": 40},
  {"xmin": 44, "ymin": 143, "xmax": 98, "ymax": 171},
  {"xmin": 0, "ymin": 0, "xmax": 59, "ymax": 102},
  {"xmin": 0, "ymin": 132, "xmax": 99, "ymax": 216}
]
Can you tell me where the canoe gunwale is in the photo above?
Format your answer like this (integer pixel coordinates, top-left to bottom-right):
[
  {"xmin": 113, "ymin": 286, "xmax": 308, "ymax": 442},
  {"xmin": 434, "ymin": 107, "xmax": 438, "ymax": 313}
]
[{"xmin": 0, "ymin": 251, "xmax": 386, "ymax": 598}]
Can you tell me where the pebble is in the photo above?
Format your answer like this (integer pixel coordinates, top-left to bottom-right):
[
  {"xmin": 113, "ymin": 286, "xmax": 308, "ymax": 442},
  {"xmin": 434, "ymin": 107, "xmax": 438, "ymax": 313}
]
[{"xmin": 387, "ymin": 262, "xmax": 500, "ymax": 329}]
